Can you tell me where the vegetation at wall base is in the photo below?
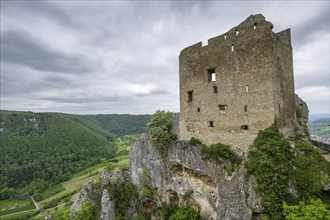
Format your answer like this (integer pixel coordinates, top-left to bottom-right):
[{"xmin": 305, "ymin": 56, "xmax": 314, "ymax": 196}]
[
  {"xmin": 188, "ymin": 137, "xmax": 202, "ymax": 146},
  {"xmin": 245, "ymin": 124, "xmax": 330, "ymax": 219},
  {"xmin": 201, "ymin": 143, "xmax": 241, "ymax": 174},
  {"xmin": 147, "ymin": 110, "xmax": 177, "ymax": 149},
  {"xmin": 158, "ymin": 203, "xmax": 201, "ymax": 220}
]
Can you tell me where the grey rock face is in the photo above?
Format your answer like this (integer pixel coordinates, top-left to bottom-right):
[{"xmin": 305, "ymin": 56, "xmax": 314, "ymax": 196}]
[
  {"xmin": 294, "ymin": 94, "xmax": 310, "ymax": 140},
  {"xmin": 100, "ymin": 189, "xmax": 115, "ymax": 220},
  {"xmin": 70, "ymin": 170, "xmax": 130, "ymax": 219},
  {"xmin": 70, "ymin": 182, "xmax": 98, "ymax": 219},
  {"xmin": 130, "ymin": 134, "xmax": 261, "ymax": 220}
]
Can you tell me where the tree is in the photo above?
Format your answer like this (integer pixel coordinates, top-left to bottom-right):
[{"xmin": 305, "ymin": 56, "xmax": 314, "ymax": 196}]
[
  {"xmin": 283, "ymin": 198, "xmax": 330, "ymax": 220},
  {"xmin": 147, "ymin": 110, "xmax": 176, "ymax": 149}
]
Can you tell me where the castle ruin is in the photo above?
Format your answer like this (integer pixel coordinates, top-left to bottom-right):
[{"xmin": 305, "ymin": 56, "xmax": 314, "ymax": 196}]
[{"xmin": 178, "ymin": 14, "xmax": 297, "ymax": 153}]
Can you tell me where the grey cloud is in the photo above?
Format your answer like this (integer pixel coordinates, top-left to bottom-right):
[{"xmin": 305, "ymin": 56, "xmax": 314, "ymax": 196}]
[
  {"xmin": 292, "ymin": 8, "xmax": 329, "ymax": 48},
  {"xmin": 1, "ymin": 1, "xmax": 81, "ymax": 30},
  {"xmin": 295, "ymin": 71, "xmax": 329, "ymax": 89},
  {"xmin": 1, "ymin": 30, "xmax": 93, "ymax": 74},
  {"xmin": 0, "ymin": 1, "xmax": 328, "ymax": 114}
]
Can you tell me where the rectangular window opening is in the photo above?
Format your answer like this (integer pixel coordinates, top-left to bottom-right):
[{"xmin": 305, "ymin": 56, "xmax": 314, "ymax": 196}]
[
  {"xmin": 209, "ymin": 121, "xmax": 214, "ymax": 127},
  {"xmin": 231, "ymin": 44, "xmax": 234, "ymax": 52},
  {"xmin": 213, "ymin": 86, "xmax": 218, "ymax": 93},
  {"xmin": 197, "ymin": 107, "xmax": 200, "ymax": 112},
  {"xmin": 245, "ymin": 85, "xmax": 249, "ymax": 92},
  {"xmin": 241, "ymin": 125, "xmax": 249, "ymax": 130},
  {"xmin": 208, "ymin": 69, "xmax": 216, "ymax": 82},
  {"xmin": 187, "ymin": 91, "xmax": 193, "ymax": 103},
  {"xmin": 219, "ymin": 105, "xmax": 227, "ymax": 112},
  {"xmin": 244, "ymin": 105, "xmax": 248, "ymax": 113}
]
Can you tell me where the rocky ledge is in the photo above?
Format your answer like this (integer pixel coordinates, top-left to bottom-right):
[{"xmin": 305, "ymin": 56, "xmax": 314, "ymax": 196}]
[{"xmin": 130, "ymin": 134, "xmax": 262, "ymax": 220}]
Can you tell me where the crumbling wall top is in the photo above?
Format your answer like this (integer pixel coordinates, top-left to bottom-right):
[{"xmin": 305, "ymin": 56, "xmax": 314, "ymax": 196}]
[{"xmin": 179, "ymin": 14, "xmax": 275, "ymax": 57}]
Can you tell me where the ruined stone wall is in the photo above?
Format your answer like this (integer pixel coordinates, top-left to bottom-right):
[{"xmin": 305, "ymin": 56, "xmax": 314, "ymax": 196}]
[{"xmin": 179, "ymin": 14, "xmax": 296, "ymax": 153}]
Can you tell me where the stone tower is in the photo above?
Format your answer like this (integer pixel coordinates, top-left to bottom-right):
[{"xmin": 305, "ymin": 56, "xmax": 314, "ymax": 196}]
[{"xmin": 178, "ymin": 14, "xmax": 296, "ymax": 153}]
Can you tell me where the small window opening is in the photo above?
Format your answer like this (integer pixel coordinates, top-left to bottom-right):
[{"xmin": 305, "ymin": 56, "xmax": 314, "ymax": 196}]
[
  {"xmin": 278, "ymin": 104, "xmax": 281, "ymax": 113},
  {"xmin": 244, "ymin": 105, "xmax": 248, "ymax": 113},
  {"xmin": 197, "ymin": 107, "xmax": 200, "ymax": 112},
  {"xmin": 236, "ymin": 29, "xmax": 239, "ymax": 36},
  {"xmin": 187, "ymin": 91, "xmax": 193, "ymax": 103},
  {"xmin": 231, "ymin": 44, "xmax": 234, "ymax": 52},
  {"xmin": 241, "ymin": 125, "xmax": 249, "ymax": 130},
  {"xmin": 209, "ymin": 121, "xmax": 214, "ymax": 127},
  {"xmin": 208, "ymin": 69, "xmax": 216, "ymax": 82},
  {"xmin": 254, "ymin": 23, "xmax": 257, "ymax": 29},
  {"xmin": 219, "ymin": 105, "xmax": 227, "ymax": 112},
  {"xmin": 245, "ymin": 85, "xmax": 249, "ymax": 92},
  {"xmin": 224, "ymin": 34, "xmax": 227, "ymax": 40},
  {"xmin": 213, "ymin": 86, "xmax": 218, "ymax": 93}
]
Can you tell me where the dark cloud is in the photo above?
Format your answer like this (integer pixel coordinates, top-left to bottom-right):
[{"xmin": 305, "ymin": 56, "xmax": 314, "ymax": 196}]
[
  {"xmin": 292, "ymin": 8, "xmax": 330, "ymax": 48},
  {"xmin": 1, "ymin": 30, "xmax": 93, "ymax": 74}
]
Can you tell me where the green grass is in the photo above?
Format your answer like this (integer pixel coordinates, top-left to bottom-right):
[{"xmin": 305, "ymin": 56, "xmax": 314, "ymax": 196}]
[
  {"xmin": 71, "ymin": 163, "xmax": 104, "ymax": 178},
  {"xmin": 0, "ymin": 198, "xmax": 36, "ymax": 217},
  {"xmin": 40, "ymin": 170, "xmax": 102, "ymax": 206},
  {"xmin": 0, "ymin": 205, "xmax": 35, "ymax": 216},
  {"xmin": 37, "ymin": 184, "xmax": 65, "ymax": 201},
  {"xmin": 110, "ymin": 154, "xmax": 129, "ymax": 169},
  {"xmin": 0, "ymin": 199, "xmax": 32, "ymax": 212},
  {"xmin": 0, "ymin": 210, "xmax": 39, "ymax": 220}
]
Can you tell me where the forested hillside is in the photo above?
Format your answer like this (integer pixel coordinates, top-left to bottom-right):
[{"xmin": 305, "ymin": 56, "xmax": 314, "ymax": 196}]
[
  {"xmin": 85, "ymin": 114, "xmax": 151, "ymax": 135},
  {"xmin": 0, "ymin": 110, "xmax": 151, "ymax": 201}
]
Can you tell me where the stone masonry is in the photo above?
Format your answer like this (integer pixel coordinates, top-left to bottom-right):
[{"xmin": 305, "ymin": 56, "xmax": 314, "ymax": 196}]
[{"xmin": 178, "ymin": 14, "xmax": 297, "ymax": 154}]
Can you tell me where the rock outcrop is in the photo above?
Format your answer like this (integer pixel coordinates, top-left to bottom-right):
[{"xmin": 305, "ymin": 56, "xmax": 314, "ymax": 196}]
[
  {"xmin": 130, "ymin": 134, "xmax": 262, "ymax": 220},
  {"xmin": 69, "ymin": 170, "xmax": 131, "ymax": 219},
  {"xmin": 294, "ymin": 94, "xmax": 310, "ymax": 140}
]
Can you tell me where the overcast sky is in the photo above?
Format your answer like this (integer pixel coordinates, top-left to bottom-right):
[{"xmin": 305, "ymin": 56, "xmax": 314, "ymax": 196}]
[{"xmin": 1, "ymin": 1, "xmax": 329, "ymax": 115}]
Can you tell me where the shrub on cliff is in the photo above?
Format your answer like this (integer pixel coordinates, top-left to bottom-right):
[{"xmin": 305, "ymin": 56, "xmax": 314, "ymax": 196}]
[
  {"xmin": 245, "ymin": 124, "xmax": 294, "ymax": 219},
  {"xmin": 147, "ymin": 110, "xmax": 176, "ymax": 149},
  {"xmin": 283, "ymin": 198, "xmax": 330, "ymax": 219},
  {"xmin": 245, "ymin": 124, "xmax": 330, "ymax": 219}
]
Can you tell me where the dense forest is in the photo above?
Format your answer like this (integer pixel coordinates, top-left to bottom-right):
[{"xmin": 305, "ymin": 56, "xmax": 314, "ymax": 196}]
[{"xmin": 0, "ymin": 110, "xmax": 151, "ymax": 200}]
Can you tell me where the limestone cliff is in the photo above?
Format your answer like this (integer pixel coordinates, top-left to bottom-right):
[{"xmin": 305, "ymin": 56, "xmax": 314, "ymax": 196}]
[
  {"xmin": 294, "ymin": 94, "xmax": 310, "ymax": 140},
  {"xmin": 130, "ymin": 134, "xmax": 262, "ymax": 220}
]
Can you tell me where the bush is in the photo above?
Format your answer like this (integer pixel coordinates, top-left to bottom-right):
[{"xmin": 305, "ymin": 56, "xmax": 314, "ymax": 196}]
[
  {"xmin": 283, "ymin": 198, "xmax": 330, "ymax": 219},
  {"xmin": 291, "ymin": 142, "xmax": 330, "ymax": 199},
  {"xmin": 106, "ymin": 180, "xmax": 139, "ymax": 219},
  {"xmin": 160, "ymin": 203, "xmax": 180, "ymax": 219},
  {"xmin": 245, "ymin": 124, "xmax": 293, "ymax": 219},
  {"xmin": 202, "ymin": 143, "xmax": 240, "ymax": 165},
  {"xmin": 169, "ymin": 206, "xmax": 201, "ymax": 220},
  {"xmin": 159, "ymin": 203, "xmax": 200, "ymax": 220},
  {"xmin": 73, "ymin": 201, "xmax": 94, "ymax": 220},
  {"xmin": 100, "ymin": 158, "xmax": 117, "ymax": 171},
  {"xmin": 245, "ymin": 124, "xmax": 330, "ymax": 219},
  {"xmin": 189, "ymin": 137, "xmax": 202, "ymax": 146},
  {"xmin": 147, "ymin": 110, "xmax": 176, "ymax": 149}
]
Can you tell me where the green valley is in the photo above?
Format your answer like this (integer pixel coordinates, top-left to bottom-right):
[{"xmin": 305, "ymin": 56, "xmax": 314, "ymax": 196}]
[
  {"xmin": 0, "ymin": 110, "xmax": 150, "ymax": 219},
  {"xmin": 309, "ymin": 118, "xmax": 330, "ymax": 138}
]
